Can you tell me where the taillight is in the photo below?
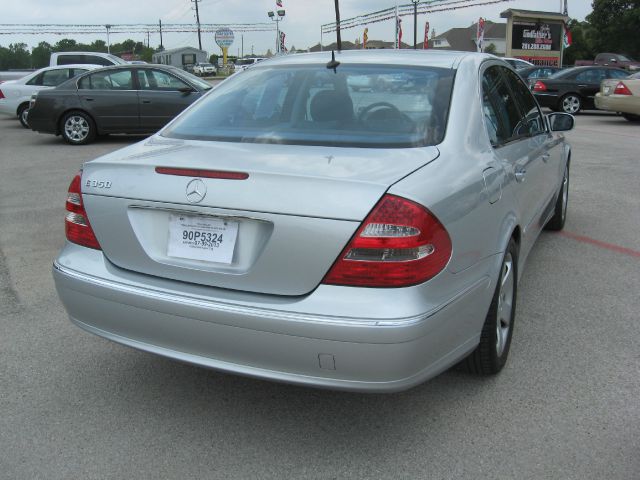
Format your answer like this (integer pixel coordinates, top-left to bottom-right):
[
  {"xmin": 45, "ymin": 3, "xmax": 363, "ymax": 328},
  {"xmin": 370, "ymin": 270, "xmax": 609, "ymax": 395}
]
[
  {"xmin": 614, "ymin": 82, "xmax": 632, "ymax": 95},
  {"xmin": 65, "ymin": 171, "xmax": 101, "ymax": 250},
  {"xmin": 533, "ymin": 81, "xmax": 547, "ymax": 92},
  {"xmin": 322, "ymin": 194, "xmax": 452, "ymax": 288},
  {"xmin": 0, "ymin": 89, "xmax": 5, "ymax": 99}
]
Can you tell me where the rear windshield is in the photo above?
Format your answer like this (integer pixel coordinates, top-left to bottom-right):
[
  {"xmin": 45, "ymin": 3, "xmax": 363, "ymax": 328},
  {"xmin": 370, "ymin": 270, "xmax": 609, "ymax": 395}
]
[{"xmin": 163, "ymin": 64, "xmax": 454, "ymax": 148}]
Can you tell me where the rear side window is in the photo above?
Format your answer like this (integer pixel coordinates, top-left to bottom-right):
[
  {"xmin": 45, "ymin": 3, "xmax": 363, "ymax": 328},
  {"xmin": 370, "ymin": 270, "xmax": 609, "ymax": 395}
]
[
  {"xmin": 482, "ymin": 66, "xmax": 524, "ymax": 147},
  {"xmin": 137, "ymin": 69, "xmax": 190, "ymax": 91},
  {"xmin": 26, "ymin": 69, "xmax": 71, "ymax": 86},
  {"xmin": 501, "ymin": 68, "xmax": 546, "ymax": 137},
  {"xmin": 78, "ymin": 70, "xmax": 133, "ymax": 90},
  {"xmin": 605, "ymin": 69, "xmax": 628, "ymax": 79},
  {"xmin": 164, "ymin": 64, "xmax": 455, "ymax": 148},
  {"xmin": 57, "ymin": 54, "xmax": 83, "ymax": 65},
  {"xmin": 41, "ymin": 69, "xmax": 71, "ymax": 86}
]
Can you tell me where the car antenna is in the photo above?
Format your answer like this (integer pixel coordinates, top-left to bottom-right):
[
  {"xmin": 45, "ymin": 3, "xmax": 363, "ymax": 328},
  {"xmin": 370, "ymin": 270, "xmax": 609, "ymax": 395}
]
[{"xmin": 326, "ymin": 50, "xmax": 340, "ymax": 73}]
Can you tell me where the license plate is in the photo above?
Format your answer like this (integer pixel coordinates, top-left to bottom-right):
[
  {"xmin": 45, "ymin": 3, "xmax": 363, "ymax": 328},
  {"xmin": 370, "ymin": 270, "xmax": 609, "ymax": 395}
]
[
  {"xmin": 167, "ymin": 214, "xmax": 238, "ymax": 264},
  {"xmin": 603, "ymin": 86, "xmax": 611, "ymax": 95}
]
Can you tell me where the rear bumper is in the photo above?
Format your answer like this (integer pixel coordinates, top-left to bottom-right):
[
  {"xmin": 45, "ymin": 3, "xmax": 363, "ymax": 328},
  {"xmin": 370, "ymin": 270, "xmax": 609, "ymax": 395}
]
[
  {"xmin": 595, "ymin": 93, "xmax": 640, "ymax": 115},
  {"xmin": 53, "ymin": 246, "xmax": 496, "ymax": 392}
]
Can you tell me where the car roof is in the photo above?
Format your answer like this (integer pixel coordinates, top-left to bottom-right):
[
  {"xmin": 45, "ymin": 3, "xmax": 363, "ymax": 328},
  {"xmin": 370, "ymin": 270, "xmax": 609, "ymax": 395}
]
[{"xmin": 248, "ymin": 50, "xmax": 477, "ymax": 70}]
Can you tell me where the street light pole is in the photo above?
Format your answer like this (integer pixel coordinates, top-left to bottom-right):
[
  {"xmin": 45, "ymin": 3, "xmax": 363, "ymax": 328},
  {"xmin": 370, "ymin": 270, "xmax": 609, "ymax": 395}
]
[
  {"xmin": 268, "ymin": 10, "xmax": 285, "ymax": 54},
  {"xmin": 412, "ymin": 0, "xmax": 419, "ymax": 49},
  {"xmin": 105, "ymin": 24, "xmax": 111, "ymax": 53}
]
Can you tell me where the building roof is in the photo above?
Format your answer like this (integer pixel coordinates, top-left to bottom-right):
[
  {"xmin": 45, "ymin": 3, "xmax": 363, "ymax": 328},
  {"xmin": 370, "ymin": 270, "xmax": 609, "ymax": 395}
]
[
  {"xmin": 429, "ymin": 21, "xmax": 505, "ymax": 51},
  {"xmin": 500, "ymin": 9, "xmax": 569, "ymax": 21}
]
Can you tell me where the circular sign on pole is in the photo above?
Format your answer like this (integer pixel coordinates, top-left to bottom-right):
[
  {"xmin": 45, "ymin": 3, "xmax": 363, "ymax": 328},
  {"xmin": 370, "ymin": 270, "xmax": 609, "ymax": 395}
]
[{"xmin": 215, "ymin": 28, "xmax": 235, "ymax": 49}]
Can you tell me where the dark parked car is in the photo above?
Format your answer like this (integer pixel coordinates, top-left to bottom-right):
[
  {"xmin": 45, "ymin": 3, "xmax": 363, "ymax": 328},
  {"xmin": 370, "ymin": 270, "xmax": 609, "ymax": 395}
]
[
  {"xmin": 28, "ymin": 65, "xmax": 212, "ymax": 145},
  {"xmin": 517, "ymin": 66, "xmax": 563, "ymax": 84},
  {"xmin": 532, "ymin": 66, "xmax": 628, "ymax": 114}
]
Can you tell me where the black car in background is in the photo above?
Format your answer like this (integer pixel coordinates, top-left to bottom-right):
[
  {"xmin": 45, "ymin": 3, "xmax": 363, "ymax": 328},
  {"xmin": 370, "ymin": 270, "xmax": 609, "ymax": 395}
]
[
  {"xmin": 517, "ymin": 66, "xmax": 564, "ymax": 84},
  {"xmin": 532, "ymin": 66, "xmax": 628, "ymax": 114},
  {"xmin": 28, "ymin": 65, "xmax": 212, "ymax": 145}
]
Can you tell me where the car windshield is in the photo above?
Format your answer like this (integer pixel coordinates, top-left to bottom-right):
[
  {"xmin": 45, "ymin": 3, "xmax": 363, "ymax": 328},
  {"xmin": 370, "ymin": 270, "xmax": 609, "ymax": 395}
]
[
  {"xmin": 163, "ymin": 64, "xmax": 454, "ymax": 148},
  {"xmin": 617, "ymin": 54, "xmax": 632, "ymax": 62},
  {"xmin": 176, "ymin": 70, "xmax": 213, "ymax": 90},
  {"xmin": 108, "ymin": 54, "xmax": 128, "ymax": 65}
]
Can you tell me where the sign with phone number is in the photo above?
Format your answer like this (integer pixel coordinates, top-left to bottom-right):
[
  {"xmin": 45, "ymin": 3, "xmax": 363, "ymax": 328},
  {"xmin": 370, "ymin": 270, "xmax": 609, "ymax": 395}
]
[{"xmin": 167, "ymin": 214, "xmax": 238, "ymax": 264}]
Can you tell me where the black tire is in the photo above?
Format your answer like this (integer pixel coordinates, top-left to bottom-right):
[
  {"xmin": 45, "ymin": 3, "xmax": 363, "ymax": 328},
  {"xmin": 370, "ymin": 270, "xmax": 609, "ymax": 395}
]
[
  {"xmin": 622, "ymin": 113, "xmax": 640, "ymax": 122},
  {"xmin": 545, "ymin": 161, "xmax": 570, "ymax": 231},
  {"xmin": 60, "ymin": 111, "xmax": 96, "ymax": 145},
  {"xmin": 559, "ymin": 93, "xmax": 582, "ymax": 114},
  {"xmin": 463, "ymin": 238, "xmax": 518, "ymax": 375},
  {"xmin": 17, "ymin": 103, "xmax": 30, "ymax": 129}
]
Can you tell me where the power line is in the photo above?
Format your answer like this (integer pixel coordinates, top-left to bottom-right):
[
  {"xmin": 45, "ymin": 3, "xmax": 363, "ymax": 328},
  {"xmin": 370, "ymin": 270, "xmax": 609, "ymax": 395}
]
[{"xmin": 321, "ymin": 0, "xmax": 513, "ymax": 34}]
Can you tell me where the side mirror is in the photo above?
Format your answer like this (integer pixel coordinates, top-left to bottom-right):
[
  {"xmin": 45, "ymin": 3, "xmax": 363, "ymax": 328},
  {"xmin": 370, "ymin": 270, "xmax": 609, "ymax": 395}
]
[
  {"xmin": 547, "ymin": 112, "xmax": 574, "ymax": 132},
  {"xmin": 610, "ymin": 58, "xmax": 617, "ymax": 63},
  {"xmin": 178, "ymin": 86, "xmax": 194, "ymax": 94}
]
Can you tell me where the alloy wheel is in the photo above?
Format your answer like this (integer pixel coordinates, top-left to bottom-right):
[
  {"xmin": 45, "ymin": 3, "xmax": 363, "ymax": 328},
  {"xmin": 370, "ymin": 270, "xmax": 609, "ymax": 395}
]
[
  {"xmin": 562, "ymin": 95, "xmax": 580, "ymax": 114},
  {"xmin": 64, "ymin": 115, "xmax": 90, "ymax": 142},
  {"xmin": 496, "ymin": 252, "xmax": 514, "ymax": 357}
]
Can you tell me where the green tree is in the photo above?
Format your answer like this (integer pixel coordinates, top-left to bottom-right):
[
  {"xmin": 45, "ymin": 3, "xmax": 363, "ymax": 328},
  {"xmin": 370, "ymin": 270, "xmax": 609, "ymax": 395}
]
[
  {"xmin": 484, "ymin": 43, "xmax": 497, "ymax": 54},
  {"xmin": 89, "ymin": 40, "xmax": 108, "ymax": 52},
  {"xmin": 53, "ymin": 39, "xmax": 79, "ymax": 51},
  {"xmin": 563, "ymin": 20, "xmax": 595, "ymax": 65},
  {"xmin": 7, "ymin": 43, "xmax": 31, "ymax": 69},
  {"xmin": 31, "ymin": 41, "xmax": 52, "ymax": 68},
  {"xmin": 586, "ymin": 0, "xmax": 640, "ymax": 57}
]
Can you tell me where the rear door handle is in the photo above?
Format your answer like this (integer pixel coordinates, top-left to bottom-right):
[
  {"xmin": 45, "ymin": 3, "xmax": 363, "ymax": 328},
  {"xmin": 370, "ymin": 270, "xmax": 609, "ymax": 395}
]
[
  {"xmin": 141, "ymin": 99, "xmax": 152, "ymax": 104},
  {"xmin": 83, "ymin": 97, "xmax": 94, "ymax": 101},
  {"xmin": 514, "ymin": 168, "xmax": 526, "ymax": 183}
]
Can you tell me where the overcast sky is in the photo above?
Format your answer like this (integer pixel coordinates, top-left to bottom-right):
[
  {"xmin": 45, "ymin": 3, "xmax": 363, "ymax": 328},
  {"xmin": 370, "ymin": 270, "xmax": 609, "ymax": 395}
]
[{"xmin": 2, "ymin": 0, "xmax": 591, "ymax": 55}]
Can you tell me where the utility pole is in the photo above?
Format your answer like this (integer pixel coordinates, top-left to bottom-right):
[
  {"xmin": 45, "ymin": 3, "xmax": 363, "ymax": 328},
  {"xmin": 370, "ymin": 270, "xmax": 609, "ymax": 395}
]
[
  {"xmin": 105, "ymin": 24, "xmax": 111, "ymax": 53},
  {"xmin": 147, "ymin": 30, "xmax": 150, "ymax": 48},
  {"xmin": 192, "ymin": 0, "xmax": 202, "ymax": 50},
  {"xmin": 159, "ymin": 19, "xmax": 163, "ymax": 49},
  {"xmin": 412, "ymin": 0, "xmax": 419, "ymax": 49}
]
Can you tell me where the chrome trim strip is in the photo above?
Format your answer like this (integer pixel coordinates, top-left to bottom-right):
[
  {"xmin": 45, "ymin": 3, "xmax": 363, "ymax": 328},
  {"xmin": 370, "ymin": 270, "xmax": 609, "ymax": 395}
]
[{"xmin": 53, "ymin": 261, "xmax": 489, "ymax": 329}]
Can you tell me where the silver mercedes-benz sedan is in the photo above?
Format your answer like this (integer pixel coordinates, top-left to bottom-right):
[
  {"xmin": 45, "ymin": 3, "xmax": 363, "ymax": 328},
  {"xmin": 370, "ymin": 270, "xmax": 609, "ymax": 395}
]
[{"xmin": 53, "ymin": 50, "xmax": 574, "ymax": 392}]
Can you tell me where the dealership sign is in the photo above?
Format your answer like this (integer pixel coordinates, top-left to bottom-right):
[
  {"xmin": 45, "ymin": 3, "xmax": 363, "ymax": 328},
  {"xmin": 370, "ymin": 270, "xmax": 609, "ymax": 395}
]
[
  {"xmin": 512, "ymin": 22, "xmax": 561, "ymax": 51},
  {"xmin": 215, "ymin": 28, "xmax": 234, "ymax": 48}
]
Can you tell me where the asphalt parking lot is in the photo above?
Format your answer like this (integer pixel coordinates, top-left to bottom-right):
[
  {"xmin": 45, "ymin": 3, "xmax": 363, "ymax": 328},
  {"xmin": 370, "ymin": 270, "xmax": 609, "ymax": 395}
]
[{"xmin": 1, "ymin": 113, "xmax": 638, "ymax": 479}]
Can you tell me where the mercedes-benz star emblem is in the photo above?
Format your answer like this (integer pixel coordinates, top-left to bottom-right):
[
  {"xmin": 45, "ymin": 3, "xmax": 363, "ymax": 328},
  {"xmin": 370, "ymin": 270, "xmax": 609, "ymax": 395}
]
[{"xmin": 185, "ymin": 179, "xmax": 207, "ymax": 203}]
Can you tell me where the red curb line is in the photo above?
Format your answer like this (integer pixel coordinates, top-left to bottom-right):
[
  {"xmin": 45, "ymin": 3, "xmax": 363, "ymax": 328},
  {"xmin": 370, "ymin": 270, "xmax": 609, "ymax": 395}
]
[{"xmin": 559, "ymin": 231, "xmax": 640, "ymax": 259}]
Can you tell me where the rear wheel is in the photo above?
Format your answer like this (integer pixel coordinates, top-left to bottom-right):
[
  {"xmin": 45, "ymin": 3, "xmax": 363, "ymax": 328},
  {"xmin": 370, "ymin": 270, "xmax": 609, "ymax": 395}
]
[
  {"xmin": 545, "ymin": 161, "xmax": 570, "ymax": 231},
  {"xmin": 61, "ymin": 111, "xmax": 96, "ymax": 145},
  {"xmin": 463, "ymin": 239, "xmax": 518, "ymax": 375},
  {"xmin": 17, "ymin": 103, "xmax": 30, "ymax": 128},
  {"xmin": 560, "ymin": 94, "xmax": 581, "ymax": 114}
]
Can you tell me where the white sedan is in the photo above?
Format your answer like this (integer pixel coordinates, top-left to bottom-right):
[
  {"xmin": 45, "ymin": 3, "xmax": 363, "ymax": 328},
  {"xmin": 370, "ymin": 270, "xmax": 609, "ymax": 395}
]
[{"xmin": 0, "ymin": 64, "xmax": 101, "ymax": 128}]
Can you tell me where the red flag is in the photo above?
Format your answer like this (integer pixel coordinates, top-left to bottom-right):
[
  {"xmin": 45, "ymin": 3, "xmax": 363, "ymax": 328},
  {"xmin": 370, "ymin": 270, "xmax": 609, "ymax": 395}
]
[{"xmin": 423, "ymin": 21, "xmax": 430, "ymax": 49}]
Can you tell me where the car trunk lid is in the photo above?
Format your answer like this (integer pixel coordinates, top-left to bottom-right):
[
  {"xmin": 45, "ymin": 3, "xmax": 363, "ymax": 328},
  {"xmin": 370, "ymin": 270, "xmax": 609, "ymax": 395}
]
[{"xmin": 81, "ymin": 137, "xmax": 439, "ymax": 295}]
